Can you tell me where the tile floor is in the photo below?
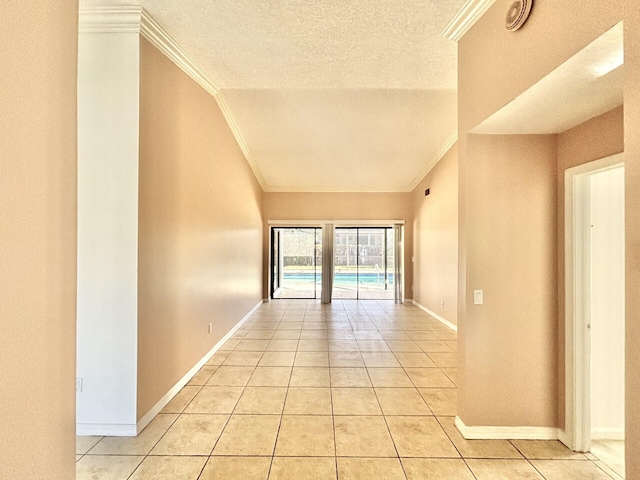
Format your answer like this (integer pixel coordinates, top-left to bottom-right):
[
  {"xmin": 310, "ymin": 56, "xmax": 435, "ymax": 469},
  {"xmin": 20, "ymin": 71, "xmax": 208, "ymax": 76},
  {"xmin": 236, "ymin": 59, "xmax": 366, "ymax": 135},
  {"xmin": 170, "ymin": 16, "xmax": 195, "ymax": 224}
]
[{"xmin": 76, "ymin": 300, "xmax": 624, "ymax": 479}]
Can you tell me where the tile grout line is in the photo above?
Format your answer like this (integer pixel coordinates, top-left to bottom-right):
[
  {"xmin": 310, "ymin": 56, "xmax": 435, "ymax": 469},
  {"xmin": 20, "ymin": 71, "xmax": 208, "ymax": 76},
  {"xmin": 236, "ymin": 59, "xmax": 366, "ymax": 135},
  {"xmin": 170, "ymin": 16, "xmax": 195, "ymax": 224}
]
[
  {"xmin": 362, "ymin": 334, "xmax": 409, "ymax": 480},
  {"xmin": 266, "ymin": 308, "xmax": 299, "ymax": 479},
  {"xmin": 82, "ymin": 300, "xmax": 618, "ymax": 479},
  {"xmin": 370, "ymin": 308, "xmax": 430, "ymax": 480},
  {"xmin": 327, "ymin": 320, "xmax": 340, "ymax": 480}
]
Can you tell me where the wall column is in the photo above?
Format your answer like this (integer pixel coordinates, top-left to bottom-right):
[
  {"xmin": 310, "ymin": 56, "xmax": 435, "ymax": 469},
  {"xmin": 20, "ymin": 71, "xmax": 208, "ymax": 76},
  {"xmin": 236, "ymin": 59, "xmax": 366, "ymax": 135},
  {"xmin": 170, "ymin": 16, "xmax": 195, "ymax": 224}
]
[{"xmin": 76, "ymin": 7, "xmax": 141, "ymax": 435}]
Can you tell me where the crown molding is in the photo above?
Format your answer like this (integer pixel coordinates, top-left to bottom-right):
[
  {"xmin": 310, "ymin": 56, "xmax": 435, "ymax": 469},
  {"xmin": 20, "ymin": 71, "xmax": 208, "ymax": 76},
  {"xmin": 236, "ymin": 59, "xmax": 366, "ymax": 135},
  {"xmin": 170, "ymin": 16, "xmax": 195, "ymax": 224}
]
[
  {"xmin": 79, "ymin": 6, "xmax": 143, "ymax": 33},
  {"xmin": 79, "ymin": 6, "xmax": 268, "ymax": 190},
  {"xmin": 214, "ymin": 92, "xmax": 267, "ymax": 188},
  {"xmin": 138, "ymin": 10, "xmax": 266, "ymax": 189},
  {"xmin": 263, "ymin": 185, "xmax": 411, "ymax": 193},
  {"xmin": 140, "ymin": 10, "xmax": 221, "ymax": 97},
  {"xmin": 442, "ymin": 0, "xmax": 497, "ymax": 42},
  {"xmin": 406, "ymin": 130, "xmax": 458, "ymax": 192}
]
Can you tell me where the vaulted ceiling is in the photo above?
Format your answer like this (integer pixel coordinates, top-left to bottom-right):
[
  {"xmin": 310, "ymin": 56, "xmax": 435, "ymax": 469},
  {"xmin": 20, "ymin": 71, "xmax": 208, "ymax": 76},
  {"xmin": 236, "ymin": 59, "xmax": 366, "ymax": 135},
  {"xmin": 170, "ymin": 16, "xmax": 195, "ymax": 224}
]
[{"xmin": 140, "ymin": 0, "xmax": 467, "ymax": 191}]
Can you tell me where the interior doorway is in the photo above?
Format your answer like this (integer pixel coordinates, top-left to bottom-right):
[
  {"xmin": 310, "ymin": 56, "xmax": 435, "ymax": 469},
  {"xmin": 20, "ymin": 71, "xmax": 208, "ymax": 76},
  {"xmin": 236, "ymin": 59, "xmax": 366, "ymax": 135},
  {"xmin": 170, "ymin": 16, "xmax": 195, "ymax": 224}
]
[{"xmin": 564, "ymin": 155, "xmax": 625, "ymax": 477}]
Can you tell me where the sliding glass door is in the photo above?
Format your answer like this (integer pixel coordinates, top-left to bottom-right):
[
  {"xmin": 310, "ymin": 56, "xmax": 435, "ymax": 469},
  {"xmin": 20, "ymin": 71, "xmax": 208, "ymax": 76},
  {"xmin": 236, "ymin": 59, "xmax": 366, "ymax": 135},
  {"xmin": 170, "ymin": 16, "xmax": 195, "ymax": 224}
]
[
  {"xmin": 333, "ymin": 227, "xmax": 395, "ymax": 300},
  {"xmin": 271, "ymin": 227, "xmax": 322, "ymax": 299}
]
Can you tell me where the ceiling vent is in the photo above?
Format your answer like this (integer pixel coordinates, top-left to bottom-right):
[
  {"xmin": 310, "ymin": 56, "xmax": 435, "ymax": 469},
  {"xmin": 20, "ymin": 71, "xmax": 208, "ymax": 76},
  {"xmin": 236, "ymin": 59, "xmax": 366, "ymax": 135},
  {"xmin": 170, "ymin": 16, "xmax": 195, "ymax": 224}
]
[{"xmin": 505, "ymin": 0, "xmax": 533, "ymax": 31}]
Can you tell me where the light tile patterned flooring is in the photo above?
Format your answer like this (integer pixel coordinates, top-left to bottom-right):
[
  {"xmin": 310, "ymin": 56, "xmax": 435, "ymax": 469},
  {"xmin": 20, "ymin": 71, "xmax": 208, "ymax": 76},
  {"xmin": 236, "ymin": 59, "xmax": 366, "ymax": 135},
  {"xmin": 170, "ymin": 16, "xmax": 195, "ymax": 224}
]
[{"xmin": 77, "ymin": 300, "xmax": 624, "ymax": 479}]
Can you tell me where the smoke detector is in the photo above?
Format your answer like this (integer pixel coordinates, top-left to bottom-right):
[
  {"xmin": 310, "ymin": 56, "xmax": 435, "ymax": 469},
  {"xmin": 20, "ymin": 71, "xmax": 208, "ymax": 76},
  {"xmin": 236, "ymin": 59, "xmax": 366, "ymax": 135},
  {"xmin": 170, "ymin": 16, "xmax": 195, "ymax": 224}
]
[{"xmin": 505, "ymin": 0, "xmax": 533, "ymax": 31}]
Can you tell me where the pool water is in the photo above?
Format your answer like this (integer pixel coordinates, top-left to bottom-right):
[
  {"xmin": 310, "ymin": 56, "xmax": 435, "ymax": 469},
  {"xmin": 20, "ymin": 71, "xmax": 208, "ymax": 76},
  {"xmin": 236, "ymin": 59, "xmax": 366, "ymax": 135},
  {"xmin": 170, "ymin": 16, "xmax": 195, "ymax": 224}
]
[{"xmin": 283, "ymin": 272, "xmax": 394, "ymax": 285}]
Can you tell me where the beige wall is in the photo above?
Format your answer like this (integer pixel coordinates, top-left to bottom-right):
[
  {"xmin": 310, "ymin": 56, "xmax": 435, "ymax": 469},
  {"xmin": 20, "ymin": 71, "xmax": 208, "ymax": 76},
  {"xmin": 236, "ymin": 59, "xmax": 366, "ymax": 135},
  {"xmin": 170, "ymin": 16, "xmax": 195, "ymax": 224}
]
[
  {"xmin": 262, "ymin": 192, "xmax": 412, "ymax": 300},
  {"xmin": 137, "ymin": 39, "xmax": 264, "ymax": 419},
  {"xmin": 411, "ymin": 145, "xmax": 458, "ymax": 324},
  {"xmin": 462, "ymin": 134, "xmax": 558, "ymax": 427},
  {"xmin": 556, "ymin": 107, "xmax": 625, "ymax": 427},
  {"xmin": 558, "ymin": 107, "xmax": 624, "ymax": 172},
  {"xmin": 0, "ymin": 0, "xmax": 77, "ymax": 478},
  {"xmin": 459, "ymin": 0, "xmax": 639, "ymax": 474}
]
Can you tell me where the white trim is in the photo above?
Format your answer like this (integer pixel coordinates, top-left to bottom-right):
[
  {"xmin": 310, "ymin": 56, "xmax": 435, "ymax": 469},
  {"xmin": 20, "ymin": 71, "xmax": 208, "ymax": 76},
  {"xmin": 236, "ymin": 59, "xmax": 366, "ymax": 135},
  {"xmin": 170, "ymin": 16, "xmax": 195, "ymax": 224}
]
[
  {"xmin": 140, "ymin": 11, "xmax": 221, "ymax": 97},
  {"xmin": 263, "ymin": 185, "xmax": 419, "ymax": 193},
  {"xmin": 564, "ymin": 153, "xmax": 624, "ymax": 452},
  {"xmin": 77, "ymin": 423, "xmax": 137, "ymax": 437},
  {"xmin": 138, "ymin": 10, "xmax": 267, "ymax": 190},
  {"xmin": 78, "ymin": 6, "xmax": 142, "ymax": 33},
  {"xmin": 268, "ymin": 219, "xmax": 405, "ymax": 227},
  {"xmin": 214, "ymin": 92, "xmax": 266, "ymax": 187},
  {"xmin": 558, "ymin": 429, "xmax": 570, "ymax": 448},
  {"xmin": 135, "ymin": 299, "xmax": 263, "ymax": 434},
  {"xmin": 572, "ymin": 169, "xmax": 593, "ymax": 453},
  {"xmin": 136, "ymin": 9, "xmax": 266, "ymax": 189},
  {"xmin": 81, "ymin": 7, "xmax": 269, "ymax": 191},
  {"xmin": 442, "ymin": 0, "xmax": 498, "ymax": 42},
  {"xmin": 407, "ymin": 131, "xmax": 458, "ymax": 192},
  {"xmin": 455, "ymin": 416, "xmax": 559, "ymax": 440},
  {"xmin": 410, "ymin": 300, "xmax": 457, "ymax": 332}
]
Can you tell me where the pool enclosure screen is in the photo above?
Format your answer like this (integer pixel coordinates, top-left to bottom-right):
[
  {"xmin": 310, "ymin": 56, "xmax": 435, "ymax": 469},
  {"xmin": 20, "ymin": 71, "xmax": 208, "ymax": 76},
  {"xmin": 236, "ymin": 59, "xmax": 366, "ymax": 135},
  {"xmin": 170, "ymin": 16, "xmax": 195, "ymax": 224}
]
[
  {"xmin": 271, "ymin": 226, "xmax": 395, "ymax": 300},
  {"xmin": 333, "ymin": 228, "xmax": 395, "ymax": 300},
  {"xmin": 271, "ymin": 228, "xmax": 322, "ymax": 299}
]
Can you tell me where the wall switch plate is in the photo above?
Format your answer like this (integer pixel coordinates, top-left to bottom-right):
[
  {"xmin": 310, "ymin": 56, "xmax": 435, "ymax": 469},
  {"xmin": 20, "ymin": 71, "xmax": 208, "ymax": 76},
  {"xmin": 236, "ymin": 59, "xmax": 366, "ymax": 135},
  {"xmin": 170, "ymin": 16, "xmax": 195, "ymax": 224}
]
[
  {"xmin": 76, "ymin": 377, "xmax": 83, "ymax": 393},
  {"xmin": 208, "ymin": 323, "xmax": 213, "ymax": 334},
  {"xmin": 473, "ymin": 290, "xmax": 484, "ymax": 305}
]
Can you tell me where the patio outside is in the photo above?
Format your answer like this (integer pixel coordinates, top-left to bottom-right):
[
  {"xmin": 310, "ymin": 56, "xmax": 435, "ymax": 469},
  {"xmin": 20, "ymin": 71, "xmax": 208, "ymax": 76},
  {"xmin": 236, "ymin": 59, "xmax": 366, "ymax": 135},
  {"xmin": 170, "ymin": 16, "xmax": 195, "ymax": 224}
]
[{"xmin": 272, "ymin": 228, "xmax": 395, "ymax": 300}]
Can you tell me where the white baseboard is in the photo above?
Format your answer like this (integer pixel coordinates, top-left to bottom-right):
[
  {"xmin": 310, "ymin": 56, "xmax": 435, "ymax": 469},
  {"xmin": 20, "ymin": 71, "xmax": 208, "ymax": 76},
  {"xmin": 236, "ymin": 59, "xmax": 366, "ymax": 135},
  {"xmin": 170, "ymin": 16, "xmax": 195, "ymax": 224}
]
[
  {"xmin": 591, "ymin": 428, "xmax": 625, "ymax": 441},
  {"xmin": 75, "ymin": 299, "xmax": 263, "ymax": 437},
  {"xmin": 135, "ymin": 299, "xmax": 263, "ymax": 434},
  {"xmin": 135, "ymin": 299, "xmax": 262, "ymax": 434},
  {"xmin": 76, "ymin": 422, "xmax": 137, "ymax": 437},
  {"xmin": 410, "ymin": 300, "xmax": 457, "ymax": 332},
  {"xmin": 455, "ymin": 416, "xmax": 559, "ymax": 440},
  {"xmin": 557, "ymin": 429, "xmax": 571, "ymax": 448}
]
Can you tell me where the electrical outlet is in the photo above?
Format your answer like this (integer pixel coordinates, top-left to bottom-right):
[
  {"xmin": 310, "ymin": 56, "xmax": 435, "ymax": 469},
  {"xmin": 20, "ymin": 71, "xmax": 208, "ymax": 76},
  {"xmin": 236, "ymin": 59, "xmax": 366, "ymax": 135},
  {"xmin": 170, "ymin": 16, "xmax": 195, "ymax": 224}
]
[
  {"xmin": 76, "ymin": 377, "xmax": 83, "ymax": 393},
  {"xmin": 208, "ymin": 323, "xmax": 213, "ymax": 334},
  {"xmin": 440, "ymin": 295, "xmax": 445, "ymax": 308}
]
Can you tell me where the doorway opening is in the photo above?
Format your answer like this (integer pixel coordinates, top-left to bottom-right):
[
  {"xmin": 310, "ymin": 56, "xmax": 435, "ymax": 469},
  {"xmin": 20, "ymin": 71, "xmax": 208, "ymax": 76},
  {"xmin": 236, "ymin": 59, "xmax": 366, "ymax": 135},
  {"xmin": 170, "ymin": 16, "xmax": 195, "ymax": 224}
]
[
  {"xmin": 271, "ymin": 227, "xmax": 322, "ymax": 299},
  {"xmin": 333, "ymin": 227, "xmax": 395, "ymax": 300},
  {"xmin": 270, "ymin": 224, "xmax": 401, "ymax": 302},
  {"xmin": 564, "ymin": 154, "xmax": 625, "ymax": 477}
]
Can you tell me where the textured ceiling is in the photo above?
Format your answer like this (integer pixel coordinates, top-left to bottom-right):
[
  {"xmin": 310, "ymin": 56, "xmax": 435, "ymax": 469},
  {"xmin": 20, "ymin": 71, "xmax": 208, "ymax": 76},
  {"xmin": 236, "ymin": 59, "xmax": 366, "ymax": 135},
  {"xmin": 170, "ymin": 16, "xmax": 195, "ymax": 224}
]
[
  {"xmin": 122, "ymin": 0, "xmax": 466, "ymax": 190},
  {"xmin": 142, "ymin": 0, "xmax": 464, "ymax": 89}
]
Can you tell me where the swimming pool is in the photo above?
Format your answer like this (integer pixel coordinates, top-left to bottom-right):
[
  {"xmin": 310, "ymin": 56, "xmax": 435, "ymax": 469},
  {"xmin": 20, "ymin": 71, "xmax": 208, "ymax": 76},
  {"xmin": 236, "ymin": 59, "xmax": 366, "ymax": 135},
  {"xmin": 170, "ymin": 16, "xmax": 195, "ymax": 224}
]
[{"xmin": 283, "ymin": 272, "xmax": 394, "ymax": 285}]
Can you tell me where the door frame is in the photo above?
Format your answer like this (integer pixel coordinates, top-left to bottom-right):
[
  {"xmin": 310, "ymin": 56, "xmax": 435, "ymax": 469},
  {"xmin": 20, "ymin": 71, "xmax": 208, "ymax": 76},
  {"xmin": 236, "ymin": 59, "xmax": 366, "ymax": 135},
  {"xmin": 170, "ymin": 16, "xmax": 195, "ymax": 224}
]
[
  {"xmin": 333, "ymin": 226, "xmax": 394, "ymax": 300},
  {"xmin": 562, "ymin": 153, "xmax": 624, "ymax": 452},
  {"xmin": 269, "ymin": 226, "xmax": 321, "ymax": 300},
  {"xmin": 267, "ymin": 220, "xmax": 405, "ymax": 302}
]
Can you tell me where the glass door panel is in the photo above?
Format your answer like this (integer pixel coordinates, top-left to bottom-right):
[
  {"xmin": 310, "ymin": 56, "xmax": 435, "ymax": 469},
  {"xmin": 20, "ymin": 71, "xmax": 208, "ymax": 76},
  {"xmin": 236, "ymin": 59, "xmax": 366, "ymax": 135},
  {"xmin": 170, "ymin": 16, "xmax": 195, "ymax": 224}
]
[
  {"xmin": 333, "ymin": 228, "xmax": 358, "ymax": 299},
  {"xmin": 333, "ymin": 227, "xmax": 395, "ymax": 300},
  {"xmin": 385, "ymin": 227, "xmax": 395, "ymax": 298},
  {"xmin": 357, "ymin": 228, "xmax": 393, "ymax": 300},
  {"xmin": 272, "ymin": 227, "xmax": 319, "ymax": 299},
  {"xmin": 315, "ymin": 228, "xmax": 323, "ymax": 298}
]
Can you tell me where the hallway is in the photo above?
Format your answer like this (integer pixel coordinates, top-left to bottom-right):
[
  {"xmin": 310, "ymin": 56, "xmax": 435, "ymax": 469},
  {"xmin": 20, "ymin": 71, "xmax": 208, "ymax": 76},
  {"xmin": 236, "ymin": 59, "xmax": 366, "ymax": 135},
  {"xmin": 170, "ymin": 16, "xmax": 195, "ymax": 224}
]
[{"xmin": 76, "ymin": 301, "xmax": 620, "ymax": 479}]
